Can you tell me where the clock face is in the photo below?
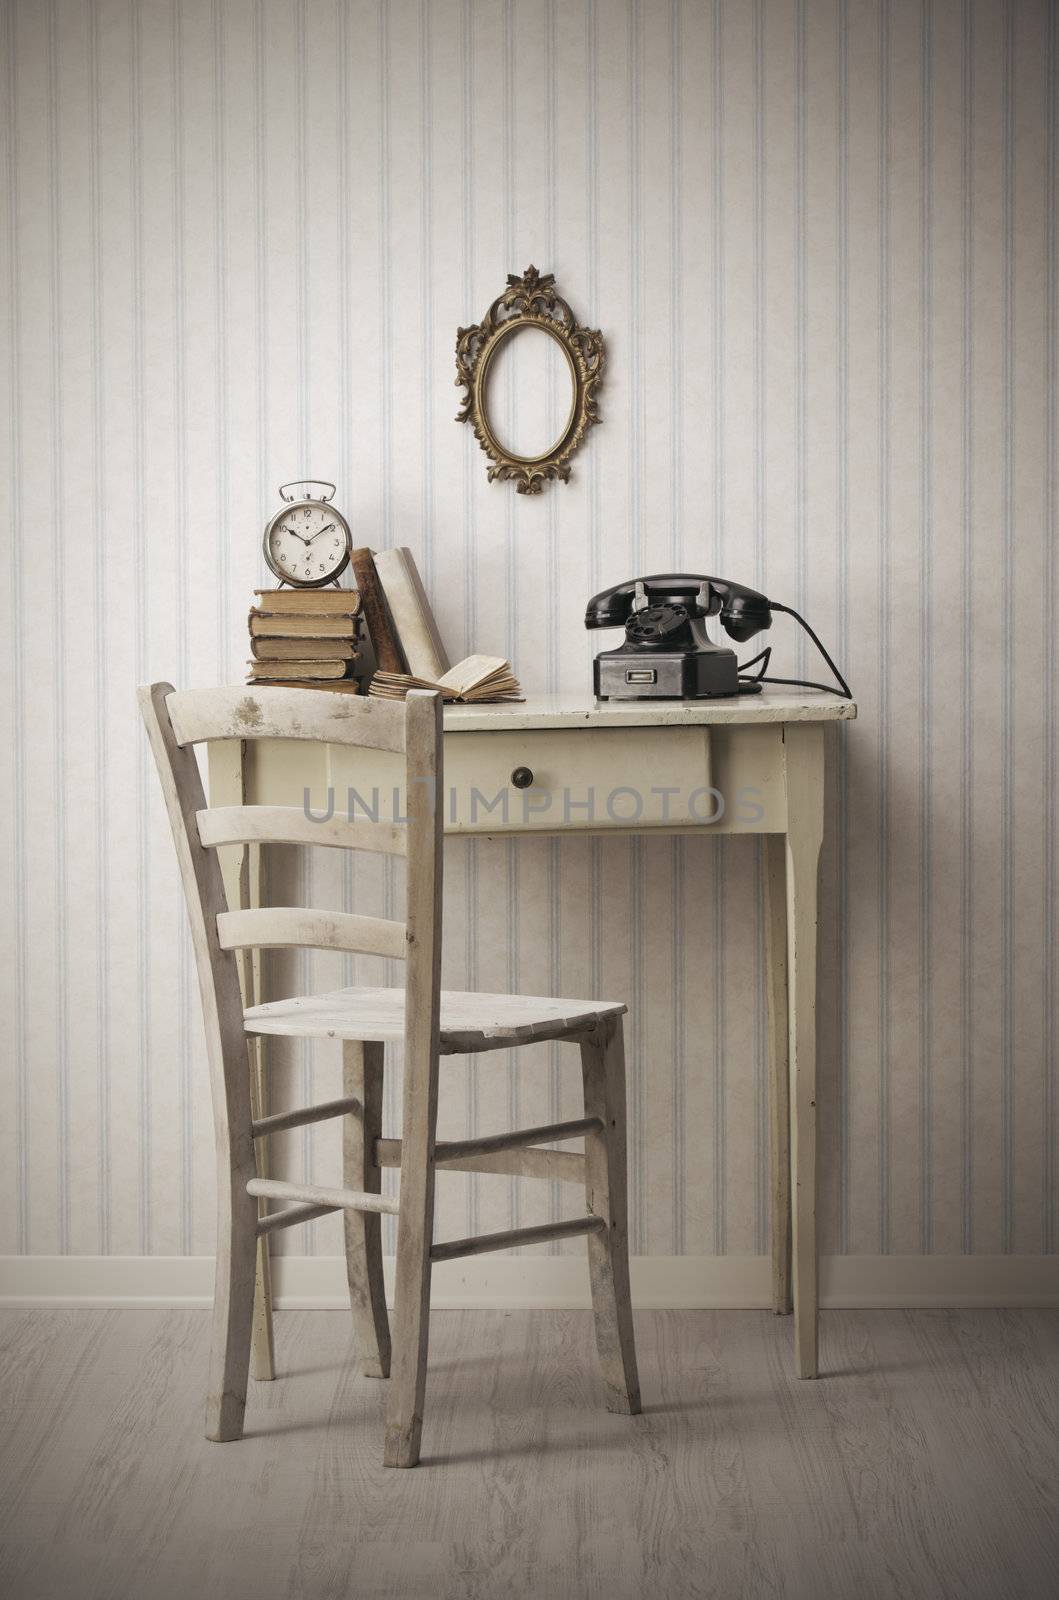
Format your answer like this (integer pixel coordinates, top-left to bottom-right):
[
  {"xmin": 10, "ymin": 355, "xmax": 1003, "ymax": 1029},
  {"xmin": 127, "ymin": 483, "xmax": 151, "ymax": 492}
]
[{"xmin": 265, "ymin": 501, "xmax": 349, "ymax": 586}]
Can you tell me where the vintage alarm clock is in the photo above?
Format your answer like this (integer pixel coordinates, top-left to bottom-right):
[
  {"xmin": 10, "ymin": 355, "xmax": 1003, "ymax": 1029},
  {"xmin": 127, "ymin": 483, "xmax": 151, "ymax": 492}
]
[{"xmin": 262, "ymin": 480, "xmax": 352, "ymax": 588}]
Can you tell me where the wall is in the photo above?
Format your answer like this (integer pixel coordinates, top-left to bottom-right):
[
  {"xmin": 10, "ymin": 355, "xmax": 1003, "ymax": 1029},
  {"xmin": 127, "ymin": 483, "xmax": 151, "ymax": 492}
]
[{"xmin": 1, "ymin": 0, "xmax": 1056, "ymax": 1290}]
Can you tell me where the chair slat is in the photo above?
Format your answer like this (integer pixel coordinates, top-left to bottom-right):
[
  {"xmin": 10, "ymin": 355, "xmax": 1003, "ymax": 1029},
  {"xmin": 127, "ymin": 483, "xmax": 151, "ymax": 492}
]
[
  {"xmin": 167, "ymin": 685, "xmax": 406, "ymax": 753},
  {"xmin": 198, "ymin": 804, "xmax": 407, "ymax": 857},
  {"xmin": 217, "ymin": 907, "xmax": 408, "ymax": 960}
]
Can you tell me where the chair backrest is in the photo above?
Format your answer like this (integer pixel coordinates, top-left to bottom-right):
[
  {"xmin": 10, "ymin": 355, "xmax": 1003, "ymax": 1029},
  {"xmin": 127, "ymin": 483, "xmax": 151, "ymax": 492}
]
[{"xmin": 138, "ymin": 682, "xmax": 443, "ymax": 1162}]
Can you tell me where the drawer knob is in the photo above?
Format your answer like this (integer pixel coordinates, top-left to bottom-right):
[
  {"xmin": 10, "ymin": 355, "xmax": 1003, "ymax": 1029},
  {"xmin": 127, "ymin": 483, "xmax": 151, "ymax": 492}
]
[{"xmin": 511, "ymin": 766, "xmax": 534, "ymax": 790}]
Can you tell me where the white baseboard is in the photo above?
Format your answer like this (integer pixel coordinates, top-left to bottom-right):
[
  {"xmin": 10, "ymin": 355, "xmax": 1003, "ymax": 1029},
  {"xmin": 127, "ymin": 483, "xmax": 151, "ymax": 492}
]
[{"xmin": 1, "ymin": 1253, "xmax": 1056, "ymax": 1309}]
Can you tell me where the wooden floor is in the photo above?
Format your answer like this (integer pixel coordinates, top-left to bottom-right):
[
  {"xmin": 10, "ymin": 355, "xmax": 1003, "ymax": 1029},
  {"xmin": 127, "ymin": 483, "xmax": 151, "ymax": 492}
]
[{"xmin": 1, "ymin": 1307, "xmax": 1057, "ymax": 1600}]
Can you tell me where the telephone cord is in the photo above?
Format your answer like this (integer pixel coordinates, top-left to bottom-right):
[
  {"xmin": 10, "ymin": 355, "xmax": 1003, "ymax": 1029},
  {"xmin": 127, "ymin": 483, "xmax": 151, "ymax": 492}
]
[{"xmin": 737, "ymin": 602, "xmax": 852, "ymax": 700}]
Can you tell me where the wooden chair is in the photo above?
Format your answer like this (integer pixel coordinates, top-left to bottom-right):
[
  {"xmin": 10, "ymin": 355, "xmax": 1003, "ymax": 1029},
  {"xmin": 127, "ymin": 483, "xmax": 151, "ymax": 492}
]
[{"xmin": 140, "ymin": 682, "xmax": 640, "ymax": 1467}]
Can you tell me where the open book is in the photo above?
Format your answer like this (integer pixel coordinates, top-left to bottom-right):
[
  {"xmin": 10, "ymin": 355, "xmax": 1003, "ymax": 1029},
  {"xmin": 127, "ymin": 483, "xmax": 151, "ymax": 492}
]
[{"xmin": 368, "ymin": 654, "xmax": 523, "ymax": 703}]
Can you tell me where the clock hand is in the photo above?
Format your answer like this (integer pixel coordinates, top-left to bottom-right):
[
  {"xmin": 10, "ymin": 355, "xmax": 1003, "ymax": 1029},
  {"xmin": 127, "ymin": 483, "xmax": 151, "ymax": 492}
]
[
  {"xmin": 284, "ymin": 525, "xmax": 313, "ymax": 544},
  {"xmin": 306, "ymin": 522, "xmax": 337, "ymax": 542}
]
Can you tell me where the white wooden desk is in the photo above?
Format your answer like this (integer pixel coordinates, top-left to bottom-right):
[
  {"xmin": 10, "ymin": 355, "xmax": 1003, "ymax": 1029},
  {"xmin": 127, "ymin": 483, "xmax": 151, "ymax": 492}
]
[{"xmin": 209, "ymin": 688, "xmax": 856, "ymax": 1383}]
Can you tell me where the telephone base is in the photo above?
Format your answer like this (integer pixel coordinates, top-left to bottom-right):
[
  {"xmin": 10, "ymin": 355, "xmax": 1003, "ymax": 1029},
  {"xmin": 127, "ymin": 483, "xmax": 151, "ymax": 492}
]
[{"xmin": 593, "ymin": 641, "xmax": 747, "ymax": 700}]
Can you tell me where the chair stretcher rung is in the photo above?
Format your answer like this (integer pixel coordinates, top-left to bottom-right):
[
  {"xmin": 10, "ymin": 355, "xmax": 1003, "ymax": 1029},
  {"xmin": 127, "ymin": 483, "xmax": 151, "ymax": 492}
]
[
  {"xmin": 251, "ymin": 1094, "xmax": 361, "ymax": 1139},
  {"xmin": 437, "ymin": 1117, "xmax": 602, "ymax": 1164},
  {"xmin": 373, "ymin": 1138, "xmax": 586, "ymax": 1184},
  {"xmin": 257, "ymin": 1201, "xmax": 341, "ymax": 1237},
  {"xmin": 247, "ymin": 1177, "xmax": 399, "ymax": 1216},
  {"xmin": 430, "ymin": 1215, "xmax": 605, "ymax": 1263}
]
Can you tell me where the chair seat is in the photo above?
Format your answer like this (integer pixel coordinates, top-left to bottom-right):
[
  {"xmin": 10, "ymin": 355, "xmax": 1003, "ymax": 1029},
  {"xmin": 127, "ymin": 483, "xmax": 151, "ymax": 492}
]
[{"xmin": 243, "ymin": 985, "xmax": 626, "ymax": 1055}]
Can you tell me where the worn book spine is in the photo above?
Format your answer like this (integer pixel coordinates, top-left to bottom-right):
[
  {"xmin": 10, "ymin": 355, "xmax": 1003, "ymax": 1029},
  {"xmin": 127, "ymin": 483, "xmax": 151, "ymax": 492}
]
[
  {"xmin": 253, "ymin": 587, "xmax": 361, "ymax": 615},
  {"xmin": 349, "ymin": 548, "xmax": 406, "ymax": 674},
  {"xmin": 372, "ymin": 546, "xmax": 450, "ymax": 682},
  {"xmin": 249, "ymin": 612, "xmax": 357, "ymax": 638},
  {"xmin": 247, "ymin": 659, "xmax": 351, "ymax": 680},
  {"xmin": 250, "ymin": 637, "xmax": 358, "ymax": 661}
]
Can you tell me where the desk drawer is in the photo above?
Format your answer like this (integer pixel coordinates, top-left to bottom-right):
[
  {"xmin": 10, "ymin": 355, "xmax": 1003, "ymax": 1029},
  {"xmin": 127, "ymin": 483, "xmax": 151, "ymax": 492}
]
[
  {"xmin": 444, "ymin": 726, "xmax": 712, "ymax": 833},
  {"xmin": 235, "ymin": 723, "xmax": 786, "ymax": 838}
]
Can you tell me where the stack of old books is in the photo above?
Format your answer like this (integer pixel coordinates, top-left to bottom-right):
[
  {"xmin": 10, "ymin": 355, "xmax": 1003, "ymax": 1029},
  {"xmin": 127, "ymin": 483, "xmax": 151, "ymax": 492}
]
[{"xmin": 247, "ymin": 588, "xmax": 362, "ymax": 693}]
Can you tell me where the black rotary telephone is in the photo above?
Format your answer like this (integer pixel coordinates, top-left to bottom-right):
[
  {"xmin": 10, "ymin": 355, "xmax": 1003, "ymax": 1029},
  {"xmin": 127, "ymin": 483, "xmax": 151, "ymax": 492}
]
[{"xmin": 585, "ymin": 574, "xmax": 851, "ymax": 701}]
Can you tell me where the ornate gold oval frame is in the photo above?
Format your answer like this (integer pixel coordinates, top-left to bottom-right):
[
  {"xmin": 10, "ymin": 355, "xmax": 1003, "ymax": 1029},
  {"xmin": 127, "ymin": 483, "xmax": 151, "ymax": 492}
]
[{"xmin": 455, "ymin": 266, "xmax": 604, "ymax": 494}]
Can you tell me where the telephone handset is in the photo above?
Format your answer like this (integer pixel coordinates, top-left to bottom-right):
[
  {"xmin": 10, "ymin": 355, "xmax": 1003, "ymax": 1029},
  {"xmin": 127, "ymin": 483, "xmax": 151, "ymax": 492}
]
[{"xmin": 585, "ymin": 573, "xmax": 851, "ymax": 702}]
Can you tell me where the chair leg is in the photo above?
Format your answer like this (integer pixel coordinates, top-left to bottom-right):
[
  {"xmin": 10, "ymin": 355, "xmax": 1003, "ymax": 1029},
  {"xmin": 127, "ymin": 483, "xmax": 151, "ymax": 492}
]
[
  {"xmin": 383, "ymin": 1213, "xmax": 433, "ymax": 1467},
  {"xmin": 580, "ymin": 1016, "xmax": 642, "ymax": 1416},
  {"xmin": 205, "ymin": 1179, "xmax": 259, "ymax": 1442},
  {"xmin": 384, "ymin": 1053, "xmax": 439, "ymax": 1468},
  {"xmin": 343, "ymin": 1040, "xmax": 391, "ymax": 1379}
]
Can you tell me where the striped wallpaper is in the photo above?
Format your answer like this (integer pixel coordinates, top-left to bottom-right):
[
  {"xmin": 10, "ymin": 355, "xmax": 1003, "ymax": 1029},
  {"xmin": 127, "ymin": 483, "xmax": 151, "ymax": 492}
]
[{"xmin": 1, "ymin": 0, "xmax": 1056, "ymax": 1267}]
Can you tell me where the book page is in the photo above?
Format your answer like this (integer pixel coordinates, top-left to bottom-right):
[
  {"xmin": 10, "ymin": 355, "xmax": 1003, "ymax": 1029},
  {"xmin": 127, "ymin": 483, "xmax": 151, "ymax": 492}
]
[{"xmin": 436, "ymin": 655, "xmax": 508, "ymax": 696}]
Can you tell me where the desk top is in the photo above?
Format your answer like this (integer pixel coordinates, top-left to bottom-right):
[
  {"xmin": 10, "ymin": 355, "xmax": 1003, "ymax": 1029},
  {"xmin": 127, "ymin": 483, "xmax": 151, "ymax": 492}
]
[{"xmin": 443, "ymin": 689, "xmax": 857, "ymax": 733}]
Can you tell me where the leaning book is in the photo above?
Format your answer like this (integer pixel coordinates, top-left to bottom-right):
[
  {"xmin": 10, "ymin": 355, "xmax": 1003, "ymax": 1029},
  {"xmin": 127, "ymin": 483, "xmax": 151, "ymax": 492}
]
[{"xmin": 368, "ymin": 654, "xmax": 523, "ymax": 703}]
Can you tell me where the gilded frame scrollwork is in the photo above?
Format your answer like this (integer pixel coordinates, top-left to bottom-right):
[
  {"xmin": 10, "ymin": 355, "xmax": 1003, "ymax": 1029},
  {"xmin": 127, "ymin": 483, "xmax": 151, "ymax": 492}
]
[{"xmin": 455, "ymin": 266, "xmax": 604, "ymax": 494}]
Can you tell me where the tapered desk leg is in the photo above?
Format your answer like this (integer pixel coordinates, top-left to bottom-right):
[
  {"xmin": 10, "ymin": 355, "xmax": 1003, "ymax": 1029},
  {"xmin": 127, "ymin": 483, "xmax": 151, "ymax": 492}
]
[
  {"xmin": 782, "ymin": 725, "xmax": 824, "ymax": 1378},
  {"xmin": 208, "ymin": 740, "xmax": 276, "ymax": 1382},
  {"xmin": 764, "ymin": 834, "xmax": 792, "ymax": 1315}
]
